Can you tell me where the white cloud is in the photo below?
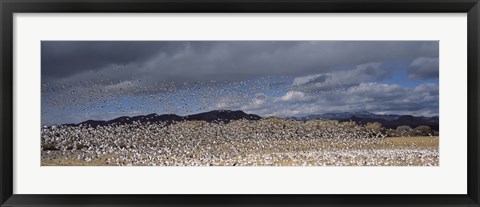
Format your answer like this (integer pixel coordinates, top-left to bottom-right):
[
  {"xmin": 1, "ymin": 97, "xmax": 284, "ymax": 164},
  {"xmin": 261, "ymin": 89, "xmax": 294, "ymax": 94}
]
[
  {"xmin": 280, "ymin": 91, "xmax": 305, "ymax": 101},
  {"xmin": 237, "ymin": 81, "xmax": 439, "ymax": 118},
  {"xmin": 413, "ymin": 83, "xmax": 439, "ymax": 94}
]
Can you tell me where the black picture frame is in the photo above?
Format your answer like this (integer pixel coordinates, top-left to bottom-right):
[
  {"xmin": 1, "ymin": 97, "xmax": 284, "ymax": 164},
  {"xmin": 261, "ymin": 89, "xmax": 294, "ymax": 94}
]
[{"xmin": 1, "ymin": 0, "xmax": 479, "ymax": 206}]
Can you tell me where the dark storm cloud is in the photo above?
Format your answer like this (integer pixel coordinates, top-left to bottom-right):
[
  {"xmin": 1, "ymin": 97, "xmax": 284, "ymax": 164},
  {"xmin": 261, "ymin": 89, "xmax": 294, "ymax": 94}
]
[
  {"xmin": 42, "ymin": 41, "xmax": 439, "ymax": 85},
  {"xmin": 407, "ymin": 57, "xmax": 439, "ymax": 80},
  {"xmin": 41, "ymin": 41, "xmax": 183, "ymax": 79},
  {"xmin": 291, "ymin": 62, "xmax": 390, "ymax": 92}
]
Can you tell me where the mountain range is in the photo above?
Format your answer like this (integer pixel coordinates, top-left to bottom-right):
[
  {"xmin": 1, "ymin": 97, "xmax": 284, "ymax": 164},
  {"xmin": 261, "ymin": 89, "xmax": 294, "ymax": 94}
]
[
  {"xmin": 288, "ymin": 111, "xmax": 438, "ymax": 130},
  {"xmin": 64, "ymin": 110, "xmax": 438, "ymax": 130},
  {"xmin": 65, "ymin": 110, "xmax": 262, "ymax": 127}
]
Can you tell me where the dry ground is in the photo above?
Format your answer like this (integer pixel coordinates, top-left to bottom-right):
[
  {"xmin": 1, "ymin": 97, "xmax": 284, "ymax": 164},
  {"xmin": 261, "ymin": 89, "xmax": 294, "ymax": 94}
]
[{"xmin": 42, "ymin": 136, "xmax": 438, "ymax": 166}]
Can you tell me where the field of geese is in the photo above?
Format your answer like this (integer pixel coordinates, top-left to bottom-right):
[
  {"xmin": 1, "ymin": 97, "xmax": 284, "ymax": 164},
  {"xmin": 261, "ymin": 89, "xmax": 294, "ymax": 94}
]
[{"xmin": 41, "ymin": 115, "xmax": 439, "ymax": 166}]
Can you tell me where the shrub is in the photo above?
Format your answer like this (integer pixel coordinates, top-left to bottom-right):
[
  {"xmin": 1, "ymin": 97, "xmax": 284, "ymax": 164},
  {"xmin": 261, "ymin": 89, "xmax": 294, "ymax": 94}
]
[
  {"xmin": 366, "ymin": 122, "xmax": 382, "ymax": 131},
  {"xmin": 385, "ymin": 128, "xmax": 400, "ymax": 137},
  {"xmin": 414, "ymin": 125, "xmax": 433, "ymax": 136},
  {"xmin": 395, "ymin": 125, "xmax": 412, "ymax": 137},
  {"xmin": 396, "ymin": 125, "xmax": 412, "ymax": 131}
]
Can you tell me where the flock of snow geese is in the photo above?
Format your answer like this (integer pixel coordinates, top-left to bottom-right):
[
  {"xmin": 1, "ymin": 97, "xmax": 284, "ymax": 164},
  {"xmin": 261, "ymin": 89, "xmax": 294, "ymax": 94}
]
[
  {"xmin": 41, "ymin": 118, "xmax": 439, "ymax": 166},
  {"xmin": 42, "ymin": 75, "xmax": 292, "ymax": 117}
]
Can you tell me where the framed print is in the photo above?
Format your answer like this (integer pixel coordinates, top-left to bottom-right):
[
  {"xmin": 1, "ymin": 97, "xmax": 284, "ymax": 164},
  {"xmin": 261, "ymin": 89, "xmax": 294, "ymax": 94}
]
[{"xmin": 1, "ymin": 0, "xmax": 479, "ymax": 206}]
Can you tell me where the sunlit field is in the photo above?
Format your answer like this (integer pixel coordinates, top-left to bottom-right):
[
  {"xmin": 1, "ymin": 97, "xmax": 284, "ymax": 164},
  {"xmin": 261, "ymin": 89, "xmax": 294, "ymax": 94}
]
[{"xmin": 41, "ymin": 119, "xmax": 439, "ymax": 166}]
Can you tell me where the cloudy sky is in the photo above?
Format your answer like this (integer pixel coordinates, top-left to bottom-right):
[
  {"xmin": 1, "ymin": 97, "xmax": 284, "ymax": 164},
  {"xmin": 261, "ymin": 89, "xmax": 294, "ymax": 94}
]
[{"xmin": 41, "ymin": 41, "xmax": 439, "ymax": 125}]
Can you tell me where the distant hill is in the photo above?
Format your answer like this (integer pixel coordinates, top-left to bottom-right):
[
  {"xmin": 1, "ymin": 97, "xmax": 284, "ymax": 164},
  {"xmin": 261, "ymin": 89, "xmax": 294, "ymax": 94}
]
[
  {"xmin": 65, "ymin": 110, "xmax": 262, "ymax": 127},
  {"xmin": 288, "ymin": 111, "xmax": 400, "ymax": 121},
  {"xmin": 288, "ymin": 111, "xmax": 438, "ymax": 130},
  {"xmin": 62, "ymin": 110, "xmax": 438, "ymax": 131},
  {"xmin": 185, "ymin": 110, "xmax": 261, "ymax": 123}
]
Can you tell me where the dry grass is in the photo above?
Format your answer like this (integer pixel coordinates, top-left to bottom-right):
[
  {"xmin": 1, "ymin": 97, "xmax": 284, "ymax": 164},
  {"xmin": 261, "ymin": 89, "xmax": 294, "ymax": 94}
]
[{"xmin": 386, "ymin": 136, "xmax": 439, "ymax": 148}]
